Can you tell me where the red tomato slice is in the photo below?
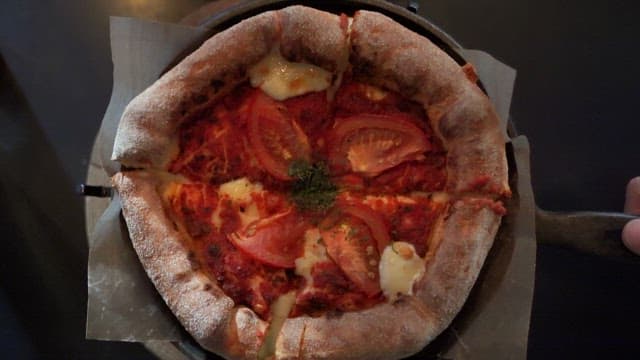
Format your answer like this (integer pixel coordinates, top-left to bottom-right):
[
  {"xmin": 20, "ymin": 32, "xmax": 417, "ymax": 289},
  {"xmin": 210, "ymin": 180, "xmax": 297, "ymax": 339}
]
[
  {"xmin": 248, "ymin": 91, "xmax": 311, "ymax": 180},
  {"xmin": 338, "ymin": 203, "xmax": 392, "ymax": 254},
  {"xmin": 327, "ymin": 114, "xmax": 430, "ymax": 176},
  {"xmin": 319, "ymin": 212, "xmax": 382, "ymax": 297},
  {"xmin": 333, "ymin": 174, "xmax": 366, "ymax": 191},
  {"xmin": 228, "ymin": 210, "xmax": 307, "ymax": 268}
]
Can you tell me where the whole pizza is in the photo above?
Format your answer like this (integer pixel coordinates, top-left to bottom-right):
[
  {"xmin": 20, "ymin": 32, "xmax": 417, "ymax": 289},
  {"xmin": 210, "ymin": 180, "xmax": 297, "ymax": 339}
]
[{"xmin": 111, "ymin": 5, "xmax": 509, "ymax": 360}]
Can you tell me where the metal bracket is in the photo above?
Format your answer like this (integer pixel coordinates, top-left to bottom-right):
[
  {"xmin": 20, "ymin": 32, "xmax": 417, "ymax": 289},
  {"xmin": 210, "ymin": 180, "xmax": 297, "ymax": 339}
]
[
  {"xmin": 78, "ymin": 184, "xmax": 113, "ymax": 198},
  {"xmin": 386, "ymin": 0, "xmax": 420, "ymax": 13},
  {"xmin": 536, "ymin": 208, "xmax": 639, "ymax": 263}
]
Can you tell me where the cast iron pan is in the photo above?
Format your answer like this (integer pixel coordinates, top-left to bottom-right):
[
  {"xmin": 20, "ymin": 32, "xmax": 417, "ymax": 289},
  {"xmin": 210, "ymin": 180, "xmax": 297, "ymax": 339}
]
[{"xmin": 80, "ymin": 0, "xmax": 639, "ymax": 358}]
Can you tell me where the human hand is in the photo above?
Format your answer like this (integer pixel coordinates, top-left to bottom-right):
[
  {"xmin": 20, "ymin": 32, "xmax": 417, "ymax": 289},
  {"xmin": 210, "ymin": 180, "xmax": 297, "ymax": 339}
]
[{"xmin": 622, "ymin": 177, "xmax": 640, "ymax": 255}]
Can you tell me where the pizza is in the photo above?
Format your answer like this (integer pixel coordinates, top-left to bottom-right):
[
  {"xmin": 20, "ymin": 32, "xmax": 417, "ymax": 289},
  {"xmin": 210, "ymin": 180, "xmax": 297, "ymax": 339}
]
[{"xmin": 111, "ymin": 5, "xmax": 509, "ymax": 360}]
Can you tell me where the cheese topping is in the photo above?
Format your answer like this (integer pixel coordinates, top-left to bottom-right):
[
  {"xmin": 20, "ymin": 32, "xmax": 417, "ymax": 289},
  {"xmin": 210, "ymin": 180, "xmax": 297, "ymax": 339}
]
[
  {"xmin": 213, "ymin": 177, "xmax": 263, "ymax": 228},
  {"xmin": 249, "ymin": 49, "xmax": 332, "ymax": 101},
  {"xmin": 431, "ymin": 192, "xmax": 450, "ymax": 204},
  {"xmin": 362, "ymin": 83, "xmax": 389, "ymax": 101},
  {"xmin": 162, "ymin": 182, "xmax": 181, "ymax": 200},
  {"xmin": 294, "ymin": 228, "xmax": 329, "ymax": 283},
  {"xmin": 257, "ymin": 291, "xmax": 297, "ymax": 360},
  {"xmin": 397, "ymin": 195, "xmax": 417, "ymax": 204},
  {"xmin": 379, "ymin": 242, "xmax": 425, "ymax": 301},
  {"xmin": 218, "ymin": 177, "xmax": 262, "ymax": 202}
]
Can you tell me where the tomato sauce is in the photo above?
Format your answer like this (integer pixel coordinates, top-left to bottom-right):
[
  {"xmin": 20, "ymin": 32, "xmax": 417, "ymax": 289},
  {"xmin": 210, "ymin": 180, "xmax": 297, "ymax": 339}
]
[
  {"xmin": 169, "ymin": 87, "xmax": 288, "ymax": 190},
  {"xmin": 291, "ymin": 261, "xmax": 383, "ymax": 317},
  {"xmin": 168, "ymin": 183, "xmax": 299, "ymax": 319},
  {"xmin": 389, "ymin": 198, "xmax": 445, "ymax": 257},
  {"xmin": 166, "ymin": 80, "xmax": 450, "ymax": 319}
]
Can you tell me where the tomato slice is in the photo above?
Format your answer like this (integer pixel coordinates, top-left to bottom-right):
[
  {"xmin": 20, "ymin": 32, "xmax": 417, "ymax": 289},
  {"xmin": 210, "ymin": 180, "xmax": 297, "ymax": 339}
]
[
  {"xmin": 248, "ymin": 91, "xmax": 311, "ymax": 180},
  {"xmin": 333, "ymin": 174, "xmax": 366, "ymax": 191},
  {"xmin": 228, "ymin": 209, "xmax": 307, "ymax": 268},
  {"xmin": 371, "ymin": 160, "xmax": 447, "ymax": 193},
  {"xmin": 338, "ymin": 203, "xmax": 392, "ymax": 254},
  {"xmin": 319, "ymin": 202, "xmax": 391, "ymax": 296},
  {"xmin": 320, "ymin": 212, "xmax": 382, "ymax": 297},
  {"xmin": 327, "ymin": 114, "xmax": 430, "ymax": 176}
]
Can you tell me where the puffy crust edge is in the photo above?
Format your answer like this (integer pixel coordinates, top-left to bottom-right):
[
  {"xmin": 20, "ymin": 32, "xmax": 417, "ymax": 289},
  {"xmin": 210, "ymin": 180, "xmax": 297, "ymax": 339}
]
[
  {"xmin": 276, "ymin": 296, "xmax": 438, "ymax": 360},
  {"xmin": 414, "ymin": 198, "xmax": 502, "ymax": 331},
  {"xmin": 112, "ymin": 10, "xmax": 279, "ymax": 169},
  {"xmin": 111, "ymin": 5, "xmax": 348, "ymax": 170},
  {"xmin": 278, "ymin": 6, "xmax": 349, "ymax": 73},
  {"xmin": 350, "ymin": 10, "xmax": 509, "ymax": 196},
  {"xmin": 432, "ymin": 85, "xmax": 509, "ymax": 195},
  {"xmin": 112, "ymin": 171, "xmax": 267, "ymax": 359}
]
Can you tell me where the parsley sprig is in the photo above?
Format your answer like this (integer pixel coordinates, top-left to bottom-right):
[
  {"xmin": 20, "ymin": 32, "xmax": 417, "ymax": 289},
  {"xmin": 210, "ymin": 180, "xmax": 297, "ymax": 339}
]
[{"xmin": 288, "ymin": 160, "xmax": 337, "ymax": 212}]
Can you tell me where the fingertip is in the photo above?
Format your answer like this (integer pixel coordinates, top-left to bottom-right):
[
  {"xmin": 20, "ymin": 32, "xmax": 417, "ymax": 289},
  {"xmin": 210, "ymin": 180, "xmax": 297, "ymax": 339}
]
[
  {"xmin": 629, "ymin": 176, "xmax": 640, "ymax": 187},
  {"xmin": 625, "ymin": 177, "xmax": 640, "ymax": 214},
  {"xmin": 622, "ymin": 218, "xmax": 640, "ymax": 256}
]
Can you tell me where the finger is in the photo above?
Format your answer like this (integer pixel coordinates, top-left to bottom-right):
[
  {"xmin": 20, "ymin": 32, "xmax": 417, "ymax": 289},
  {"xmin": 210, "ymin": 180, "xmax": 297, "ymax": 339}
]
[
  {"xmin": 624, "ymin": 176, "xmax": 640, "ymax": 214},
  {"xmin": 622, "ymin": 219, "xmax": 640, "ymax": 255}
]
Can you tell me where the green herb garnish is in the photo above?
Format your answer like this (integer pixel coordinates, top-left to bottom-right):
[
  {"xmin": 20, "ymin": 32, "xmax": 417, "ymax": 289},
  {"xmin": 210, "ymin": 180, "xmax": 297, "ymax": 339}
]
[{"xmin": 288, "ymin": 160, "xmax": 337, "ymax": 212}]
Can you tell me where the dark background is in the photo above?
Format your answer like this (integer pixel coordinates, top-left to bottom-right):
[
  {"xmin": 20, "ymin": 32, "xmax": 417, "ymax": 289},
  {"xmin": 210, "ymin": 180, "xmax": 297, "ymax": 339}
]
[{"xmin": 1, "ymin": 0, "xmax": 639, "ymax": 359}]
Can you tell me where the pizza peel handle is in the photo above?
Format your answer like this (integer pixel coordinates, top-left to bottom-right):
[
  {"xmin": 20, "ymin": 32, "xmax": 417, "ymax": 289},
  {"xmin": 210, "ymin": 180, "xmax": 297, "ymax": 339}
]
[{"xmin": 536, "ymin": 208, "xmax": 640, "ymax": 263}]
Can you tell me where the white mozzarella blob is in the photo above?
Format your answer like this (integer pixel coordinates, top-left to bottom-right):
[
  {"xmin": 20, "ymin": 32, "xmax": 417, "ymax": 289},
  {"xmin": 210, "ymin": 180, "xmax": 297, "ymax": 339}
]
[
  {"xmin": 249, "ymin": 50, "xmax": 332, "ymax": 101},
  {"xmin": 257, "ymin": 291, "xmax": 297, "ymax": 360},
  {"xmin": 379, "ymin": 242, "xmax": 425, "ymax": 302},
  {"xmin": 218, "ymin": 177, "xmax": 262, "ymax": 202},
  {"xmin": 212, "ymin": 177, "xmax": 263, "ymax": 228},
  {"xmin": 294, "ymin": 228, "xmax": 329, "ymax": 283}
]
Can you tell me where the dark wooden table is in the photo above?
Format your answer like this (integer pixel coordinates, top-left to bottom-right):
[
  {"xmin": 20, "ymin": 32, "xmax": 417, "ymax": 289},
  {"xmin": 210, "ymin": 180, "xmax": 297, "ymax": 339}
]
[{"xmin": 1, "ymin": 1, "xmax": 639, "ymax": 359}]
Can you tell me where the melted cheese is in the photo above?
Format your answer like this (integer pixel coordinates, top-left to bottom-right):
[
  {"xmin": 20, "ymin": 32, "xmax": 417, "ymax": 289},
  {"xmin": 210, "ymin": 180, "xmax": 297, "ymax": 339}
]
[
  {"xmin": 218, "ymin": 177, "xmax": 262, "ymax": 202},
  {"xmin": 431, "ymin": 192, "xmax": 450, "ymax": 204},
  {"xmin": 379, "ymin": 242, "xmax": 425, "ymax": 302},
  {"xmin": 397, "ymin": 195, "xmax": 417, "ymax": 204},
  {"xmin": 362, "ymin": 83, "xmax": 389, "ymax": 101},
  {"xmin": 294, "ymin": 228, "xmax": 329, "ymax": 283},
  {"xmin": 162, "ymin": 182, "xmax": 181, "ymax": 200},
  {"xmin": 257, "ymin": 291, "xmax": 297, "ymax": 360},
  {"xmin": 212, "ymin": 177, "xmax": 263, "ymax": 229},
  {"xmin": 249, "ymin": 49, "xmax": 332, "ymax": 101}
]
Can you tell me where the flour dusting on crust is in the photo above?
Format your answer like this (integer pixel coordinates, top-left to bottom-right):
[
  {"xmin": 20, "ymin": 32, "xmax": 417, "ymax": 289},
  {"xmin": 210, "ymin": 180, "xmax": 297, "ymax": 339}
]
[{"xmin": 113, "ymin": 172, "xmax": 243, "ymax": 355}]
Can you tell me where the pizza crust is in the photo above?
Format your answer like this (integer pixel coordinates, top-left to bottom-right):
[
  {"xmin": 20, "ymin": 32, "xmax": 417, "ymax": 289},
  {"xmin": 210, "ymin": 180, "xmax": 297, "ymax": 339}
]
[
  {"xmin": 276, "ymin": 297, "xmax": 438, "ymax": 360},
  {"xmin": 350, "ymin": 10, "xmax": 509, "ymax": 196},
  {"xmin": 112, "ymin": 10, "xmax": 279, "ymax": 169},
  {"xmin": 350, "ymin": 10, "xmax": 467, "ymax": 106},
  {"xmin": 112, "ymin": 171, "xmax": 267, "ymax": 359},
  {"xmin": 279, "ymin": 6, "xmax": 349, "ymax": 73},
  {"xmin": 112, "ymin": 6, "xmax": 348, "ymax": 170},
  {"xmin": 415, "ymin": 198, "xmax": 502, "ymax": 327}
]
